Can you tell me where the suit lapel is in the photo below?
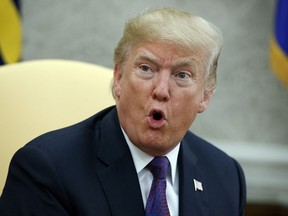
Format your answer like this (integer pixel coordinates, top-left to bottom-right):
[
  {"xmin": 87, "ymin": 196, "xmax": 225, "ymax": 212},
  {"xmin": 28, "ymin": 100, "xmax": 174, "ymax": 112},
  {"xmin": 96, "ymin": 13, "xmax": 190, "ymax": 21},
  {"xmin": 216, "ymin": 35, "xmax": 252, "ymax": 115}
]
[
  {"xmin": 96, "ymin": 108, "xmax": 145, "ymax": 216},
  {"xmin": 178, "ymin": 137, "xmax": 209, "ymax": 215}
]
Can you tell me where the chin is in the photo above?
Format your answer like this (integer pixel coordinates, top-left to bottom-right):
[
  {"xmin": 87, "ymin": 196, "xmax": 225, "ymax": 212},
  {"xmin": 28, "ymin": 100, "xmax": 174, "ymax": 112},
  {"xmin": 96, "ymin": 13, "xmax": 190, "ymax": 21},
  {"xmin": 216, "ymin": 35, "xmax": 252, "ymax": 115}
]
[{"xmin": 140, "ymin": 137, "xmax": 172, "ymax": 155}]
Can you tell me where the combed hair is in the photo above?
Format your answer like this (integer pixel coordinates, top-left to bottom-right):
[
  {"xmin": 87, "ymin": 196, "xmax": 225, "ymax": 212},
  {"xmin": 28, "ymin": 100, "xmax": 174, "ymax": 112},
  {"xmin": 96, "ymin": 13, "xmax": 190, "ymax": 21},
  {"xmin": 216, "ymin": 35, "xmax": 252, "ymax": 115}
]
[{"xmin": 113, "ymin": 8, "xmax": 223, "ymax": 96}]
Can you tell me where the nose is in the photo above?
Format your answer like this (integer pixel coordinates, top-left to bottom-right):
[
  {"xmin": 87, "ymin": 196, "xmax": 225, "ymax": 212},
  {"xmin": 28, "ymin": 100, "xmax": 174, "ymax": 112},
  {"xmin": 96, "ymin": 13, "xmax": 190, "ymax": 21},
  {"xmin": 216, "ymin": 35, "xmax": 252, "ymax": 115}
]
[{"xmin": 152, "ymin": 73, "xmax": 171, "ymax": 101}]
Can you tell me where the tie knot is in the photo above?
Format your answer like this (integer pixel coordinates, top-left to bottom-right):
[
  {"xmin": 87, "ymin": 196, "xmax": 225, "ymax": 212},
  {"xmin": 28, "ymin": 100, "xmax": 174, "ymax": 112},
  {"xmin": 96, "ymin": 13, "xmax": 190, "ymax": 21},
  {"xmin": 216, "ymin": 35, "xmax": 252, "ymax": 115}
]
[{"xmin": 147, "ymin": 156, "xmax": 169, "ymax": 180}]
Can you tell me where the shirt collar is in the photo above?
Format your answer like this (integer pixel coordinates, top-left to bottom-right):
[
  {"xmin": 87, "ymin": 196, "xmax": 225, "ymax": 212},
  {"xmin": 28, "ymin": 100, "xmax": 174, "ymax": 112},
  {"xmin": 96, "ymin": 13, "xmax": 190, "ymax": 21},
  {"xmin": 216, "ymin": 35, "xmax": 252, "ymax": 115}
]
[{"xmin": 121, "ymin": 127, "xmax": 180, "ymax": 185}]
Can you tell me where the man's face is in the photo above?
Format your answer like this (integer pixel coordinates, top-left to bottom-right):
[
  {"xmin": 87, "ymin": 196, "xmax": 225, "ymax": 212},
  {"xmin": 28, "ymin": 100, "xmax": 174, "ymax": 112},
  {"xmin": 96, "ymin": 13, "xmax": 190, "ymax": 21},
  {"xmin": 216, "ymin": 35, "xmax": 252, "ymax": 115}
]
[{"xmin": 114, "ymin": 41, "xmax": 211, "ymax": 156}]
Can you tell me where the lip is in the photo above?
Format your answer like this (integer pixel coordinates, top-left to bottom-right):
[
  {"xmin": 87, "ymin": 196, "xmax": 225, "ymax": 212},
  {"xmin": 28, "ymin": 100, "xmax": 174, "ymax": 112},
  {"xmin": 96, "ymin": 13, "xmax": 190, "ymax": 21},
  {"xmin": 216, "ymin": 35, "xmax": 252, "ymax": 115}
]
[{"xmin": 146, "ymin": 109, "xmax": 167, "ymax": 129}]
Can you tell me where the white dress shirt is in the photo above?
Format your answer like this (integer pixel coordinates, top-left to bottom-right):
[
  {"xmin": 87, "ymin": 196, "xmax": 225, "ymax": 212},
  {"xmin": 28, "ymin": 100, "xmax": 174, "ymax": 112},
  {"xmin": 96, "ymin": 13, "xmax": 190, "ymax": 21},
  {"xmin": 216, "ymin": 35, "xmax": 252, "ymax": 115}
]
[{"xmin": 121, "ymin": 128, "xmax": 180, "ymax": 216}]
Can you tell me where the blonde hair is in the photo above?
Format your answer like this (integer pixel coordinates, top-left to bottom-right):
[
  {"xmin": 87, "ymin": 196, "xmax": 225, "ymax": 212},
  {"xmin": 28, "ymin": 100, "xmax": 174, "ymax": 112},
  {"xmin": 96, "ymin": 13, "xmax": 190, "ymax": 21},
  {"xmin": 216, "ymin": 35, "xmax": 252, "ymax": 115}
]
[{"xmin": 113, "ymin": 8, "xmax": 223, "ymax": 96}]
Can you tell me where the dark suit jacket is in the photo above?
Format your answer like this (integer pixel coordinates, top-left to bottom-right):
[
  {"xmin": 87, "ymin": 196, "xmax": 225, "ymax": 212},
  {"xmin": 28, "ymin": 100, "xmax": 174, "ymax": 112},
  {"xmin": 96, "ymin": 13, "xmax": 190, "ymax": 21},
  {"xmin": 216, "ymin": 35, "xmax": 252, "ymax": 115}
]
[{"xmin": 0, "ymin": 106, "xmax": 246, "ymax": 216}]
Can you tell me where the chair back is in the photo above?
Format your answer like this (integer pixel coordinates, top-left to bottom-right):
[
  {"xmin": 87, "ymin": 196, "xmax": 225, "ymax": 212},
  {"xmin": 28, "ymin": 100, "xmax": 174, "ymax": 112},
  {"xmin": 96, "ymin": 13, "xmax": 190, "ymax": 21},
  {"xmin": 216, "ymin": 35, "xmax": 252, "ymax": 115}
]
[{"xmin": 0, "ymin": 59, "xmax": 115, "ymax": 193}]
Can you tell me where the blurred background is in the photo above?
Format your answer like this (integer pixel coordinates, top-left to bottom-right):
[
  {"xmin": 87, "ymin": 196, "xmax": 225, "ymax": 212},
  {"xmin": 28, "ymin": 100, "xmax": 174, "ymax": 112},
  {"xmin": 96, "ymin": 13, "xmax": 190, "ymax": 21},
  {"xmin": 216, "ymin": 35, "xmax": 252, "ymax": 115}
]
[{"xmin": 1, "ymin": 0, "xmax": 288, "ymax": 215}]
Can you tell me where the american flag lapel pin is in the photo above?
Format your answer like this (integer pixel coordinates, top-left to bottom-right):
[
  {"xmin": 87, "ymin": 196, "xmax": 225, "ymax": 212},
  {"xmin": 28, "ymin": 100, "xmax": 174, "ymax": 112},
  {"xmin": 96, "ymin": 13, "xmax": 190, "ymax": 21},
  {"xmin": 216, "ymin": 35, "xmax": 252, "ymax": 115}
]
[{"xmin": 193, "ymin": 179, "xmax": 203, "ymax": 191}]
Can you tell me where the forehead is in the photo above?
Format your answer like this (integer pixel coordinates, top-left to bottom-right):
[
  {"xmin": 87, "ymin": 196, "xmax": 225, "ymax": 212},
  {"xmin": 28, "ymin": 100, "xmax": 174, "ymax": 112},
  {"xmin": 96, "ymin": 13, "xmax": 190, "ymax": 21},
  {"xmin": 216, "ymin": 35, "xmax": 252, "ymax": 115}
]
[{"xmin": 130, "ymin": 41, "xmax": 200, "ymax": 68}]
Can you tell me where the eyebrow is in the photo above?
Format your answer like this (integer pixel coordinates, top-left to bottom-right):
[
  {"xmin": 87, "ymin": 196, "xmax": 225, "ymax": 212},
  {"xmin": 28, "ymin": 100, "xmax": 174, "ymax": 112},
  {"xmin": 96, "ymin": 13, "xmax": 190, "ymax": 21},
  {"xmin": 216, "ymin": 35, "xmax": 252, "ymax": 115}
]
[
  {"xmin": 134, "ymin": 50, "xmax": 161, "ymax": 65},
  {"xmin": 134, "ymin": 50, "xmax": 198, "ymax": 71},
  {"xmin": 172, "ymin": 57, "xmax": 198, "ymax": 71}
]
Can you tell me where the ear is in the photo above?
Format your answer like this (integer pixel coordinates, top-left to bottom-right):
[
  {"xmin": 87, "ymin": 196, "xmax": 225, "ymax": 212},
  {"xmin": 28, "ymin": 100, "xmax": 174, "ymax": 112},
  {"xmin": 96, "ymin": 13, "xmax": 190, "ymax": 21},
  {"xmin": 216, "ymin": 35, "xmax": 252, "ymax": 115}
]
[
  {"xmin": 113, "ymin": 64, "xmax": 122, "ymax": 98},
  {"xmin": 197, "ymin": 91, "xmax": 212, "ymax": 113}
]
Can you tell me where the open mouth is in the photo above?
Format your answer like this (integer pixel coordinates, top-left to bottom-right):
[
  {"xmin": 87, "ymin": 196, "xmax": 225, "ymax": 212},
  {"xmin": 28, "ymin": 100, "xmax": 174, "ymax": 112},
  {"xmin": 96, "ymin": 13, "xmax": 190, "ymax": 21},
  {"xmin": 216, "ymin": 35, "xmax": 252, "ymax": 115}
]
[
  {"xmin": 149, "ymin": 109, "xmax": 166, "ymax": 121},
  {"xmin": 147, "ymin": 110, "xmax": 166, "ymax": 128},
  {"xmin": 153, "ymin": 112, "xmax": 163, "ymax": 120}
]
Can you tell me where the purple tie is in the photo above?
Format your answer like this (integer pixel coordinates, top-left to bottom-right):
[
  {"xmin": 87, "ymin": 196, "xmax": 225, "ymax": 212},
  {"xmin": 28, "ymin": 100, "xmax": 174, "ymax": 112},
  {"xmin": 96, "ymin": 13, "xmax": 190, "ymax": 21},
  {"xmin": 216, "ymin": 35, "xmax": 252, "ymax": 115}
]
[{"xmin": 145, "ymin": 156, "xmax": 170, "ymax": 216}]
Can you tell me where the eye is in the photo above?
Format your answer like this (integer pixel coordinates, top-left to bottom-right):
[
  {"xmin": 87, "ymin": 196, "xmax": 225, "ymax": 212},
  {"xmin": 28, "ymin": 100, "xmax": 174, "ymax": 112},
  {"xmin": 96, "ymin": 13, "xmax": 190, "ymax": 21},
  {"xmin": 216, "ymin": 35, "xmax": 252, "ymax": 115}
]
[
  {"xmin": 139, "ymin": 65, "xmax": 152, "ymax": 72},
  {"xmin": 175, "ymin": 72, "xmax": 191, "ymax": 79},
  {"xmin": 174, "ymin": 71, "xmax": 193, "ymax": 87},
  {"xmin": 136, "ymin": 64, "xmax": 155, "ymax": 79}
]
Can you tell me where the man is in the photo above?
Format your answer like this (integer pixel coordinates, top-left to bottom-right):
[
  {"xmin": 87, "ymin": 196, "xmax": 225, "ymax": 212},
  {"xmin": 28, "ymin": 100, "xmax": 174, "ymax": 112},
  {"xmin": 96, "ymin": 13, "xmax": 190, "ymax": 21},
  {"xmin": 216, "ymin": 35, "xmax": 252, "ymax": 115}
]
[{"xmin": 0, "ymin": 8, "xmax": 246, "ymax": 216}]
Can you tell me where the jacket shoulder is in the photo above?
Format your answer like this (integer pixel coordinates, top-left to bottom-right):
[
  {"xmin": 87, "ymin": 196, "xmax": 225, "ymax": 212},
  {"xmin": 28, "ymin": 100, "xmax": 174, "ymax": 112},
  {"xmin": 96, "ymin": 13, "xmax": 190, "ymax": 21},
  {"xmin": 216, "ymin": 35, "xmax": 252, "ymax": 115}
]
[
  {"xmin": 183, "ymin": 131, "xmax": 231, "ymax": 160},
  {"xmin": 25, "ymin": 106, "xmax": 115, "ymax": 149}
]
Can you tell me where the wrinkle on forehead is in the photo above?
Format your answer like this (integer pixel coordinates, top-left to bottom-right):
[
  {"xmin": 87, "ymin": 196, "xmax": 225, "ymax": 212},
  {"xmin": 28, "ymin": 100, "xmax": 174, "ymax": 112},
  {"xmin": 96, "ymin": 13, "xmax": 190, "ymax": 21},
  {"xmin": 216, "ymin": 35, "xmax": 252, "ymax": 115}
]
[{"xmin": 134, "ymin": 47, "xmax": 200, "ymax": 72}]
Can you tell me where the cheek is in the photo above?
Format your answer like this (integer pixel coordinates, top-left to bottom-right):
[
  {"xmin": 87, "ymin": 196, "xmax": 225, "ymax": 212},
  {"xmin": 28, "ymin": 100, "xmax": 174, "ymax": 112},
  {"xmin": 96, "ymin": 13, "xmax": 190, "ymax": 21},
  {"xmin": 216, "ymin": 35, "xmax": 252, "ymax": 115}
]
[
  {"xmin": 117, "ymin": 77, "xmax": 145, "ymax": 108},
  {"xmin": 124, "ymin": 75, "xmax": 153, "ymax": 99},
  {"xmin": 171, "ymin": 92, "xmax": 202, "ymax": 123}
]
